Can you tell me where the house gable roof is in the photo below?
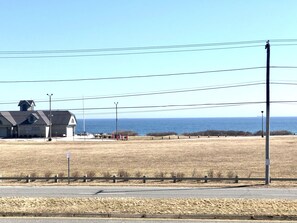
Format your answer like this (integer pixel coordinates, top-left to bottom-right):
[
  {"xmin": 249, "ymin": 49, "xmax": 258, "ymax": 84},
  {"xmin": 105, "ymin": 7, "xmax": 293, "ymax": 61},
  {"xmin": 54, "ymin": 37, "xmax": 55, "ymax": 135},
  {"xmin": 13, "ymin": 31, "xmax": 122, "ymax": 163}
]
[
  {"xmin": 18, "ymin": 100, "xmax": 35, "ymax": 107},
  {"xmin": 43, "ymin": 110, "xmax": 75, "ymax": 125},
  {"xmin": 0, "ymin": 112, "xmax": 17, "ymax": 125}
]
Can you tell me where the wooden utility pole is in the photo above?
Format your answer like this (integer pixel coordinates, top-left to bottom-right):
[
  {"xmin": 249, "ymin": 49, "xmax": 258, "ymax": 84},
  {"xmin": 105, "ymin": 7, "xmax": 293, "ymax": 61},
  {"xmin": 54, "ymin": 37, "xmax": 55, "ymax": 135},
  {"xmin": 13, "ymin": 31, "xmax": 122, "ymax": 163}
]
[{"xmin": 265, "ymin": 40, "xmax": 270, "ymax": 185}]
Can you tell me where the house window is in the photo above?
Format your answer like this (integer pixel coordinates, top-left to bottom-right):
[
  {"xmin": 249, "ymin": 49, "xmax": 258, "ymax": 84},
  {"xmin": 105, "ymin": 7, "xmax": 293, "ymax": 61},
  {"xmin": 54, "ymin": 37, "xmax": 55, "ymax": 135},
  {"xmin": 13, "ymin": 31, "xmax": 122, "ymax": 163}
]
[
  {"xmin": 28, "ymin": 114, "xmax": 39, "ymax": 124},
  {"xmin": 0, "ymin": 120, "xmax": 2, "ymax": 125},
  {"xmin": 21, "ymin": 104, "xmax": 28, "ymax": 111}
]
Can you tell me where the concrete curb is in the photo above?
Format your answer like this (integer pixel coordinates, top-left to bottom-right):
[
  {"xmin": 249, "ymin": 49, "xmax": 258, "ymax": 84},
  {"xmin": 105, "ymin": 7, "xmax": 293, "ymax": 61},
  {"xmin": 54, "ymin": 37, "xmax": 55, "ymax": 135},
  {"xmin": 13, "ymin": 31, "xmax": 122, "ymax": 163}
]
[{"xmin": 0, "ymin": 212, "xmax": 296, "ymax": 221}]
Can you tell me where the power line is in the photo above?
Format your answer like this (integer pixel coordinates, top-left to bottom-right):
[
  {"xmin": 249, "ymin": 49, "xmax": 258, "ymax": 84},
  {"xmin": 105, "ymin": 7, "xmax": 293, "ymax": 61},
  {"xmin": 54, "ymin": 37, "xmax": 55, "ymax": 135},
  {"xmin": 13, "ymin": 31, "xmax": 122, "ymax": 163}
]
[
  {"xmin": 1, "ymin": 80, "xmax": 297, "ymax": 106},
  {"xmin": 40, "ymin": 82, "xmax": 265, "ymax": 103},
  {"xmin": 0, "ymin": 81, "xmax": 265, "ymax": 106},
  {"xmin": 0, "ymin": 67, "xmax": 265, "ymax": 84},
  {"xmin": 0, "ymin": 40, "xmax": 269, "ymax": 55},
  {"xmin": 1, "ymin": 39, "xmax": 297, "ymax": 55},
  {"xmin": 0, "ymin": 45, "xmax": 263, "ymax": 59},
  {"xmin": 67, "ymin": 100, "xmax": 297, "ymax": 111},
  {"xmin": 0, "ymin": 39, "xmax": 295, "ymax": 59},
  {"xmin": 1, "ymin": 66, "xmax": 296, "ymax": 84}
]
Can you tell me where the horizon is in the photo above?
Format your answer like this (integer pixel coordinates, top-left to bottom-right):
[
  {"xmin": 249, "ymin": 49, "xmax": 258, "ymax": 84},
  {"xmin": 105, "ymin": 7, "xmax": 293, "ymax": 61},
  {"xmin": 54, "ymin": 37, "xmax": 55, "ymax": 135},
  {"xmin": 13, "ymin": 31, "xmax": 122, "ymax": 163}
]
[{"xmin": 78, "ymin": 116, "xmax": 297, "ymax": 120}]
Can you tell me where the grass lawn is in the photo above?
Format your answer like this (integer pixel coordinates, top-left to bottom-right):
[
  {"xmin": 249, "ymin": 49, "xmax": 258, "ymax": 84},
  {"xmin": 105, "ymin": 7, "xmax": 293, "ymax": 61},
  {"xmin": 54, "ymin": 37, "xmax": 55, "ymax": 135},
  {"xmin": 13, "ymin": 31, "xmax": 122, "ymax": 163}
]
[{"xmin": 0, "ymin": 136, "xmax": 296, "ymax": 180}]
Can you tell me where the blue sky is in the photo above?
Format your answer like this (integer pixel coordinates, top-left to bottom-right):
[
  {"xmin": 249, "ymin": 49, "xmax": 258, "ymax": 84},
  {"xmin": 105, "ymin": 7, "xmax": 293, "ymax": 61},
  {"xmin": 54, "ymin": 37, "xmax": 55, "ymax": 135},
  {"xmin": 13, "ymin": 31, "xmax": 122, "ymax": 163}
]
[{"xmin": 0, "ymin": 0, "xmax": 296, "ymax": 118}]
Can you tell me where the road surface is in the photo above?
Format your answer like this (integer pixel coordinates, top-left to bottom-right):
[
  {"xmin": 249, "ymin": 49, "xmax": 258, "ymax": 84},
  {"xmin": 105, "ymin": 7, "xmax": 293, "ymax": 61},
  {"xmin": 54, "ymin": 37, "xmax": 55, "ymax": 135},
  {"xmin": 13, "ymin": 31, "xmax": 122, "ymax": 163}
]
[
  {"xmin": 0, "ymin": 186, "xmax": 296, "ymax": 199},
  {"xmin": 0, "ymin": 218, "xmax": 295, "ymax": 223}
]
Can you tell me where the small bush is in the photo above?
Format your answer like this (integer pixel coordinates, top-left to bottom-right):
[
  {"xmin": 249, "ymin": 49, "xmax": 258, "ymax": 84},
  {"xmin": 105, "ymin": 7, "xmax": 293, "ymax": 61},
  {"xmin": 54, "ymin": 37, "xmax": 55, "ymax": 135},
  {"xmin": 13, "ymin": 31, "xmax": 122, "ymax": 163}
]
[
  {"xmin": 134, "ymin": 171, "xmax": 143, "ymax": 178},
  {"xmin": 192, "ymin": 169, "xmax": 202, "ymax": 178},
  {"xmin": 154, "ymin": 171, "xmax": 167, "ymax": 181},
  {"xmin": 44, "ymin": 171, "xmax": 52, "ymax": 181},
  {"xmin": 18, "ymin": 172, "xmax": 26, "ymax": 181},
  {"xmin": 227, "ymin": 170, "xmax": 236, "ymax": 178},
  {"xmin": 146, "ymin": 132, "xmax": 177, "ymax": 137},
  {"xmin": 216, "ymin": 171, "xmax": 224, "ymax": 178},
  {"xmin": 102, "ymin": 171, "xmax": 112, "ymax": 182},
  {"xmin": 207, "ymin": 169, "xmax": 214, "ymax": 178},
  {"xmin": 183, "ymin": 130, "xmax": 252, "ymax": 137},
  {"xmin": 86, "ymin": 170, "xmax": 96, "ymax": 181},
  {"xmin": 117, "ymin": 169, "xmax": 130, "ymax": 181},
  {"xmin": 170, "ymin": 171, "xmax": 185, "ymax": 181},
  {"xmin": 44, "ymin": 171, "xmax": 52, "ymax": 177},
  {"xmin": 271, "ymin": 130, "xmax": 293, "ymax": 135},
  {"xmin": 176, "ymin": 172, "xmax": 185, "ymax": 182},
  {"xmin": 113, "ymin": 130, "xmax": 138, "ymax": 136},
  {"xmin": 30, "ymin": 172, "xmax": 38, "ymax": 182},
  {"xmin": 72, "ymin": 171, "xmax": 80, "ymax": 181}
]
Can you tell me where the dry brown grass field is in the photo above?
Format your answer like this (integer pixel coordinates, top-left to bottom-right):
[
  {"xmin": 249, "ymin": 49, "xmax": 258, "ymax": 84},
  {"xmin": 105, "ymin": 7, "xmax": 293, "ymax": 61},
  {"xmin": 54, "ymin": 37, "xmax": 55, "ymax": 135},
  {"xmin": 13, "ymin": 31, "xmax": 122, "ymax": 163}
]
[{"xmin": 0, "ymin": 136, "xmax": 296, "ymax": 179}]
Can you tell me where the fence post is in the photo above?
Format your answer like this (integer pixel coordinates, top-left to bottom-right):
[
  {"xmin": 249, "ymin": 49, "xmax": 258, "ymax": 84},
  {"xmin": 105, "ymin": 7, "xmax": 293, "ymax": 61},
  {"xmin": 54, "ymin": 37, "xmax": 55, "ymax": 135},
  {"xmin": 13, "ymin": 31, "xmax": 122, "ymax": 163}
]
[
  {"xmin": 55, "ymin": 174, "xmax": 59, "ymax": 183},
  {"xmin": 204, "ymin": 176, "xmax": 208, "ymax": 183},
  {"xmin": 83, "ymin": 174, "xmax": 88, "ymax": 183},
  {"xmin": 173, "ymin": 176, "xmax": 177, "ymax": 183},
  {"xmin": 143, "ymin": 176, "xmax": 146, "ymax": 183},
  {"xmin": 26, "ymin": 175, "xmax": 30, "ymax": 183},
  {"xmin": 235, "ymin": 175, "xmax": 239, "ymax": 183},
  {"xmin": 113, "ymin": 175, "xmax": 116, "ymax": 183}
]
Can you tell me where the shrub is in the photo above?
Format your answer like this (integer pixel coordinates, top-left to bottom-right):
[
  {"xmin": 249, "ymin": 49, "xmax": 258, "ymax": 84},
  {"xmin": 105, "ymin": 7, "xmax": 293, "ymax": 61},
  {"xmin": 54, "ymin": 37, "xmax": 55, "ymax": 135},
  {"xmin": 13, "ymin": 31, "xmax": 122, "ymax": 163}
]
[
  {"xmin": 146, "ymin": 132, "xmax": 177, "ymax": 137},
  {"xmin": 271, "ymin": 130, "xmax": 293, "ymax": 135},
  {"xmin": 154, "ymin": 171, "xmax": 167, "ymax": 181},
  {"xmin": 227, "ymin": 170, "xmax": 236, "ymax": 178},
  {"xmin": 183, "ymin": 130, "xmax": 253, "ymax": 137},
  {"xmin": 30, "ymin": 172, "xmax": 38, "ymax": 182},
  {"xmin": 207, "ymin": 169, "xmax": 214, "ymax": 178},
  {"xmin": 86, "ymin": 170, "xmax": 96, "ymax": 181},
  {"xmin": 113, "ymin": 130, "xmax": 138, "ymax": 136},
  {"xmin": 44, "ymin": 171, "xmax": 52, "ymax": 181},
  {"xmin": 134, "ymin": 171, "xmax": 143, "ymax": 178},
  {"xmin": 72, "ymin": 171, "xmax": 80, "ymax": 181},
  {"xmin": 102, "ymin": 171, "xmax": 112, "ymax": 182},
  {"xmin": 170, "ymin": 171, "xmax": 185, "ymax": 181},
  {"xmin": 191, "ymin": 169, "xmax": 201, "ymax": 178},
  {"xmin": 117, "ymin": 169, "xmax": 130, "ymax": 181},
  {"xmin": 177, "ymin": 172, "xmax": 185, "ymax": 182},
  {"xmin": 216, "ymin": 171, "xmax": 224, "ymax": 178}
]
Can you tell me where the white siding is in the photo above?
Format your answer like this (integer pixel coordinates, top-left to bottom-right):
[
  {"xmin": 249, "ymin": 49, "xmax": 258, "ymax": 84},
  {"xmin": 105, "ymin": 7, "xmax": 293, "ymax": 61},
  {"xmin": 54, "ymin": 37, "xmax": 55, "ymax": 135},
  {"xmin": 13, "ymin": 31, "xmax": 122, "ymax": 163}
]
[{"xmin": 66, "ymin": 126, "xmax": 74, "ymax": 137}]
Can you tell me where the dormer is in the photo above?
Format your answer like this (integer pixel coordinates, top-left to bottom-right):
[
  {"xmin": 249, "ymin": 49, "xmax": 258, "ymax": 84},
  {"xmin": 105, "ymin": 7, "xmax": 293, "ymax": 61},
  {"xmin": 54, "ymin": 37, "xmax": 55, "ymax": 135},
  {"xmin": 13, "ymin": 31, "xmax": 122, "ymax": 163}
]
[
  {"xmin": 27, "ymin": 113, "xmax": 39, "ymax": 124},
  {"xmin": 18, "ymin": 100, "xmax": 35, "ymax": 111}
]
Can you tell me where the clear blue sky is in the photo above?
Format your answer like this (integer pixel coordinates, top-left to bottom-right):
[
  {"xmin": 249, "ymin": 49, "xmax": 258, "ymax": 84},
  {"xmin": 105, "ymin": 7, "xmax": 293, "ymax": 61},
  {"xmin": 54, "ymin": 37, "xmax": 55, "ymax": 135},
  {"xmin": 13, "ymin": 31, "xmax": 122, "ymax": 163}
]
[{"xmin": 0, "ymin": 0, "xmax": 296, "ymax": 118}]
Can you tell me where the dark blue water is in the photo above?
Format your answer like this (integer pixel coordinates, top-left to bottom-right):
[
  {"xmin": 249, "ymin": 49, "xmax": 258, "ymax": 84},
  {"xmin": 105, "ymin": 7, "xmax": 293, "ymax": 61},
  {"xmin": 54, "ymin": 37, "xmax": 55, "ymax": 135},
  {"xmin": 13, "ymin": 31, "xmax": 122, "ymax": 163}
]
[{"xmin": 76, "ymin": 117, "xmax": 297, "ymax": 135}]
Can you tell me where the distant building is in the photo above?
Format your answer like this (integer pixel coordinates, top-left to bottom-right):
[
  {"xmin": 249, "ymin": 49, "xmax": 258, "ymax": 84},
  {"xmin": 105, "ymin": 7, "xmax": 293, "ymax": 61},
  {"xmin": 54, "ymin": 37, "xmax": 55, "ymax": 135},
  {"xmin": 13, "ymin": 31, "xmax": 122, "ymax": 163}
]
[{"xmin": 0, "ymin": 100, "xmax": 76, "ymax": 138}]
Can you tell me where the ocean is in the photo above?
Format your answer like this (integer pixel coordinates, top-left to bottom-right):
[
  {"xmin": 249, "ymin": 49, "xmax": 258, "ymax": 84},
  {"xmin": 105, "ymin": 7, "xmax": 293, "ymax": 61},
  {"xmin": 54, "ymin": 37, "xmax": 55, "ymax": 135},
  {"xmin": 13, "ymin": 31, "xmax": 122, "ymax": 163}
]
[{"xmin": 75, "ymin": 117, "xmax": 297, "ymax": 136}]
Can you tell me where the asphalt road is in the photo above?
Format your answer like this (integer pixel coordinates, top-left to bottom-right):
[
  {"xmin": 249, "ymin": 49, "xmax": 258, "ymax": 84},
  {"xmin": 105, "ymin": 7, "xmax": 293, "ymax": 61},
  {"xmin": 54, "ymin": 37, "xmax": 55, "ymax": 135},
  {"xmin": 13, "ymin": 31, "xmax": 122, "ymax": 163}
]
[
  {"xmin": 0, "ymin": 186, "xmax": 296, "ymax": 199},
  {"xmin": 0, "ymin": 218, "xmax": 295, "ymax": 223}
]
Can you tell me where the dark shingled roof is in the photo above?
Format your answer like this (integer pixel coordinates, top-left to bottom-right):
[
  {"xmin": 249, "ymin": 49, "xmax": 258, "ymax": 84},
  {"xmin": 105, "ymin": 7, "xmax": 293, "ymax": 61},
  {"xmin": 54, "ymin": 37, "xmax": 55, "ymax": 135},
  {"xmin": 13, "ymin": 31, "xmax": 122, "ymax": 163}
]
[
  {"xmin": 8, "ymin": 111, "xmax": 48, "ymax": 125},
  {"xmin": 43, "ymin": 110, "xmax": 76, "ymax": 125},
  {"xmin": 18, "ymin": 100, "xmax": 35, "ymax": 107}
]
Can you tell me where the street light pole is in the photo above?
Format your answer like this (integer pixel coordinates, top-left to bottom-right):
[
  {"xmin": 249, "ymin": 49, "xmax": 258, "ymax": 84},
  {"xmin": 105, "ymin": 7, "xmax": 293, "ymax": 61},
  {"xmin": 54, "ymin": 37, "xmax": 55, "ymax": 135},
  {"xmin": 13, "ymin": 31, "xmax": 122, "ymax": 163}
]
[
  {"xmin": 114, "ymin": 102, "xmax": 118, "ymax": 140},
  {"xmin": 261, "ymin": 111, "xmax": 264, "ymax": 138},
  {"xmin": 47, "ymin": 93, "xmax": 53, "ymax": 141}
]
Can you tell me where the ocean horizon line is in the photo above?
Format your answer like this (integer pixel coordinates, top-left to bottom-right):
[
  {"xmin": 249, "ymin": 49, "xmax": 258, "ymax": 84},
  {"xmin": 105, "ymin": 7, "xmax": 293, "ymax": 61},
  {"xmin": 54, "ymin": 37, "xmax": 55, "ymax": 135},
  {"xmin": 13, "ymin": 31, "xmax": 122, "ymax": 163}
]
[{"xmin": 79, "ymin": 116, "xmax": 297, "ymax": 120}]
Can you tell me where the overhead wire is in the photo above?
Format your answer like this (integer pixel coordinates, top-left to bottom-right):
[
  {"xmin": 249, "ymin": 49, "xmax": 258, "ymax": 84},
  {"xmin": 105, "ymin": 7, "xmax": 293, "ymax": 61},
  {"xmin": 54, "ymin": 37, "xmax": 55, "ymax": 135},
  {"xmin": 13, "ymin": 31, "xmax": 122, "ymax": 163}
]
[
  {"xmin": 0, "ymin": 45, "xmax": 263, "ymax": 59},
  {"xmin": 0, "ymin": 80, "xmax": 296, "ymax": 106},
  {"xmin": 0, "ymin": 67, "xmax": 265, "ymax": 84},
  {"xmin": 1, "ymin": 38, "xmax": 297, "ymax": 55}
]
